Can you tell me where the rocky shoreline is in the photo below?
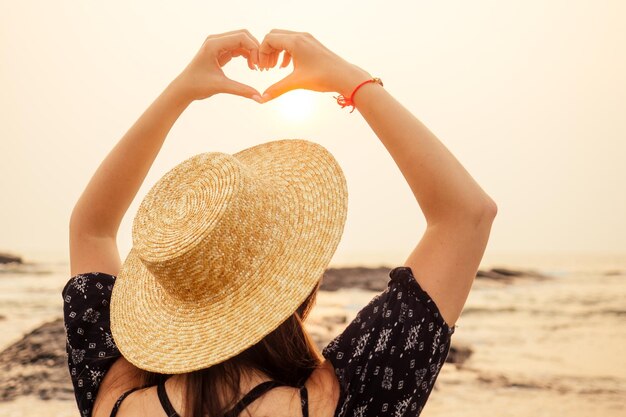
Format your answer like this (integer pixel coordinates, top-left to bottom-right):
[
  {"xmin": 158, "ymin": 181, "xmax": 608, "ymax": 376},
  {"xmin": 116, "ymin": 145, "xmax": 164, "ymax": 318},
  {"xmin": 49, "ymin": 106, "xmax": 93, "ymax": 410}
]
[
  {"xmin": 0, "ymin": 252, "xmax": 22, "ymax": 264},
  {"xmin": 321, "ymin": 265, "xmax": 551, "ymax": 291},
  {"xmin": 0, "ymin": 318, "xmax": 74, "ymax": 402}
]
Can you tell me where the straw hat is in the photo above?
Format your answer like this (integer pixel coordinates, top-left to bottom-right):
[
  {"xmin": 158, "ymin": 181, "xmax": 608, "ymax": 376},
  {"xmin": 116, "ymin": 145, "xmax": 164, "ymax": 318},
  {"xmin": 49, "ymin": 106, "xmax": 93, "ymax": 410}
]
[{"xmin": 109, "ymin": 139, "xmax": 348, "ymax": 374}]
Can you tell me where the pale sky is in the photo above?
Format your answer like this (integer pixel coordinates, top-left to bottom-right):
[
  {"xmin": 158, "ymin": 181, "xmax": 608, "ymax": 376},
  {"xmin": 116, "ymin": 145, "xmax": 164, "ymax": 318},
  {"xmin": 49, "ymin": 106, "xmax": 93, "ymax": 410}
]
[{"xmin": 1, "ymin": 1, "xmax": 625, "ymax": 268}]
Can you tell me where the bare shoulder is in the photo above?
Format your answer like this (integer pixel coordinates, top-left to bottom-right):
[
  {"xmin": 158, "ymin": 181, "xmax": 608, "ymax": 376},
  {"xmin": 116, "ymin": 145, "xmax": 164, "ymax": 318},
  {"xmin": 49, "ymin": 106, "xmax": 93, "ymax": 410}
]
[
  {"xmin": 311, "ymin": 359, "xmax": 342, "ymax": 417},
  {"xmin": 403, "ymin": 211, "xmax": 497, "ymax": 328},
  {"xmin": 92, "ymin": 356, "xmax": 145, "ymax": 417},
  {"xmin": 258, "ymin": 360, "xmax": 341, "ymax": 417}
]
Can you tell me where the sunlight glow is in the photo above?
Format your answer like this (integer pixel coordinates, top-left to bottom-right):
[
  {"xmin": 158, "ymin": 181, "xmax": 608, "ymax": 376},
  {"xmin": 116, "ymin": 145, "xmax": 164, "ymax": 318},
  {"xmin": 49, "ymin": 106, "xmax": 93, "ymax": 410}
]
[{"xmin": 275, "ymin": 89, "xmax": 316, "ymax": 122}]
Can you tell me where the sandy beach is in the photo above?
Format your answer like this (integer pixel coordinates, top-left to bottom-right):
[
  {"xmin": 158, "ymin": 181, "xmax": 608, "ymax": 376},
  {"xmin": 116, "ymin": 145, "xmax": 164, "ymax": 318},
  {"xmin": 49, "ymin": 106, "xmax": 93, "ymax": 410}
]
[{"xmin": 1, "ymin": 254, "xmax": 625, "ymax": 417}]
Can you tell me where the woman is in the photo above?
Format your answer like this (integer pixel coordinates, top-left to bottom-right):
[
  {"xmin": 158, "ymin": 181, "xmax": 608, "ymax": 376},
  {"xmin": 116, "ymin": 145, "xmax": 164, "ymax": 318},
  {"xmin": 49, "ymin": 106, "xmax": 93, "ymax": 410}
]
[{"xmin": 65, "ymin": 29, "xmax": 497, "ymax": 417}]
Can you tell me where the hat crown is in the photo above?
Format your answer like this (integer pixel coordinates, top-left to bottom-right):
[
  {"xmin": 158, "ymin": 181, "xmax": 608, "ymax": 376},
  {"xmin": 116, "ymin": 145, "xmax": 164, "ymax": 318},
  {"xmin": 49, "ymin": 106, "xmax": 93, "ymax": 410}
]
[
  {"xmin": 111, "ymin": 139, "xmax": 349, "ymax": 373},
  {"xmin": 131, "ymin": 152, "xmax": 283, "ymax": 302}
]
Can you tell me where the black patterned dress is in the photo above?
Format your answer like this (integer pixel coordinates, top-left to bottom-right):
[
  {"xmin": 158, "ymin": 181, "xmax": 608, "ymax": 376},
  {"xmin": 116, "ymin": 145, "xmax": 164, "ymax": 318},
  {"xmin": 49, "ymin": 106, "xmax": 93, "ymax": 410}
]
[
  {"xmin": 62, "ymin": 266, "xmax": 455, "ymax": 417},
  {"xmin": 322, "ymin": 266, "xmax": 456, "ymax": 416},
  {"xmin": 62, "ymin": 272, "xmax": 120, "ymax": 417}
]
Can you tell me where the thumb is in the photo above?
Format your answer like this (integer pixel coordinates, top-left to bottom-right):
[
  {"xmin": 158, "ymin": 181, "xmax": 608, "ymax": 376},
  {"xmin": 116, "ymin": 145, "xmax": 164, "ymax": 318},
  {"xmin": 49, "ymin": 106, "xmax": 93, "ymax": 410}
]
[
  {"xmin": 220, "ymin": 77, "xmax": 262, "ymax": 102},
  {"xmin": 261, "ymin": 72, "xmax": 300, "ymax": 102}
]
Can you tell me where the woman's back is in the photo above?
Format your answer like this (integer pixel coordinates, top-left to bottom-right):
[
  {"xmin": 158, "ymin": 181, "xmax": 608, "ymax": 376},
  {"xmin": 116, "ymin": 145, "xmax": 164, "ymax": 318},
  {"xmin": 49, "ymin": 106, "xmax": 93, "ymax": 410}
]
[{"xmin": 104, "ymin": 362, "xmax": 339, "ymax": 417}]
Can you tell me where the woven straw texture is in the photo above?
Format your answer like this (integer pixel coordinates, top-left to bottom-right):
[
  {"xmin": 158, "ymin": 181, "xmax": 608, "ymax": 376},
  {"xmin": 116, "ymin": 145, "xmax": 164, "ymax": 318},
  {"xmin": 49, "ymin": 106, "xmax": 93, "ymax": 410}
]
[{"xmin": 110, "ymin": 139, "xmax": 348, "ymax": 374}]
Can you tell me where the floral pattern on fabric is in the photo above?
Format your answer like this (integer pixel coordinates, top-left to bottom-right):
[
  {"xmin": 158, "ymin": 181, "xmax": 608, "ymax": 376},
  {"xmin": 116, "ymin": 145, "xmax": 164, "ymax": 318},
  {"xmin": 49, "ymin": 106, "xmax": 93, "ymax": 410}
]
[
  {"xmin": 62, "ymin": 272, "xmax": 121, "ymax": 417},
  {"xmin": 322, "ymin": 266, "xmax": 456, "ymax": 417}
]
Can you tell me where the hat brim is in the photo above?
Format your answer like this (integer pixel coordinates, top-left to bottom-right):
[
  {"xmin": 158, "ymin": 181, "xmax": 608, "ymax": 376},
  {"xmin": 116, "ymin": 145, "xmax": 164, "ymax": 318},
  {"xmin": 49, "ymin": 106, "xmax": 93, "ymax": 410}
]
[{"xmin": 110, "ymin": 139, "xmax": 348, "ymax": 373}]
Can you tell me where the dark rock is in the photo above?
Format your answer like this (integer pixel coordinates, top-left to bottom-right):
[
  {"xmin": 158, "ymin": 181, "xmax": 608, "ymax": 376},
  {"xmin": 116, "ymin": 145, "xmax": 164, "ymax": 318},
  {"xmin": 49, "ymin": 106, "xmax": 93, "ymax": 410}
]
[
  {"xmin": 476, "ymin": 269, "xmax": 515, "ymax": 282},
  {"xmin": 490, "ymin": 268, "xmax": 526, "ymax": 277},
  {"xmin": 321, "ymin": 266, "xmax": 393, "ymax": 291},
  {"xmin": 0, "ymin": 317, "xmax": 74, "ymax": 402},
  {"xmin": 321, "ymin": 266, "xmax": 552, "ymax": 292},
  {"xmin": 446, "ymin": 341, "xmax": 473, "ymax": 366},
  {"xmin": 0, "ymin": 252, "xmax": 22, "ymax": 265},
  {"xmin": 477, "ymin": 267, "xmax": 551, "ymax": 282},
  {"xmin": 490, "ymin": 267, "xmax": 550, "ymax": 279}
]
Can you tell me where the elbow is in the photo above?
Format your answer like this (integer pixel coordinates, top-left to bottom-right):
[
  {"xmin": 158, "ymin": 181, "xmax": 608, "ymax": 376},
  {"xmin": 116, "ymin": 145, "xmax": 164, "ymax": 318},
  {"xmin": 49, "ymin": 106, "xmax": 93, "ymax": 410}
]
[
  {"xmin": 466, "ymin": 197, "xmax": 498, "ymax": 226},
  {"xmin": 69, "ymin": 209, "xmax": 98, "ymax": 238},
  {"xmin": 482, "ymin": 197, "xmax": 498, "ymax": 219},
  {"xmin": 69, "ymin": 208, "xmax": 82, "ymax": 235},
  {"xmin": 428, "ymin": 196, "xmax": 498, "ymax": 227},
  {"xmin": 69, "ymin": 210, "xmax": 117, "ymax": 239}
]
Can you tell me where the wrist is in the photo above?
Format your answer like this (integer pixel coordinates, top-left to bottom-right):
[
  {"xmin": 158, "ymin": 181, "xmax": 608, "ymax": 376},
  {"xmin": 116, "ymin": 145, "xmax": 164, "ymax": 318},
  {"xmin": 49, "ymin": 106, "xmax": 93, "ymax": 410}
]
[
  {"xmin": 334, "ymin": 64, "xmax": 373, "ymax": 97},
  {"xmin": 167, "ymin": 75, "xmax": 200, "ymax": 105}
]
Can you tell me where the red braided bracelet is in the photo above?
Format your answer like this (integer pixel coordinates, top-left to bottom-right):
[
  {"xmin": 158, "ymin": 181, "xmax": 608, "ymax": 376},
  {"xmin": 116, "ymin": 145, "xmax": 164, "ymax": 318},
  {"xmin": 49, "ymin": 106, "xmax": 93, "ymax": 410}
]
[{"xmin": 333, "ymin": 77, "xmax": 384, "ymax": 113}]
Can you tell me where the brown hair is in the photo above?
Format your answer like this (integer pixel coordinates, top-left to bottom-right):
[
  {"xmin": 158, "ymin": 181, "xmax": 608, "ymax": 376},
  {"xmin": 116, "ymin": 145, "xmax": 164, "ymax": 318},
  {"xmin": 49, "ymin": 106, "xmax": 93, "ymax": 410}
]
[{"xmin": 134, "ymin": 276, "xmax": 324, "ymax": 417}]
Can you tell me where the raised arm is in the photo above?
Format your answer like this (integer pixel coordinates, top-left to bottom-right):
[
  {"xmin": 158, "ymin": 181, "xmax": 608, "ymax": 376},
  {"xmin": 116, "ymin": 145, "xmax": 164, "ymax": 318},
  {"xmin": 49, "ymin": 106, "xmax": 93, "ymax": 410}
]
[
  {"xmin": 68, "ymin": 30, "xmax": 268, "ymax": 417},
  {"xmin": 69, "ymin": 30, "xmax": 264, "ymax": 277},
  {"xmin": 338, "ymin": 68, "xmax": 497, "ymax": 223},
  {"xmin": 258, "ymin": 30, "xmax": 497, "ymax": 327},
  {"xmin": 337, "ymin": 67, "xmax": 497, "ymax": 328},
  {"xmin": 69, "ymin": 83, "xmax": 191, "ymax": 265}
]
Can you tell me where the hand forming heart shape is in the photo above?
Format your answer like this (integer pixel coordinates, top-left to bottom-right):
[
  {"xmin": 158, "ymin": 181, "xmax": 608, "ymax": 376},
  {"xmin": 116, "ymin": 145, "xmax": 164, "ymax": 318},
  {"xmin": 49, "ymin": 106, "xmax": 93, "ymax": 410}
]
[{"xmin": 171, "ymin": 29, "xmax": 373, "ymax": 106}]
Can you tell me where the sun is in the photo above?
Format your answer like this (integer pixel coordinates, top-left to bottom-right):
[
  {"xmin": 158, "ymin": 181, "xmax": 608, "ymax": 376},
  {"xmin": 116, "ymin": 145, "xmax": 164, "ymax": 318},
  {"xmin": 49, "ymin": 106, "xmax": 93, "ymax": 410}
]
[{"xmin": 274, "ymin": 89, "xmax": 317, "ymax": 122}]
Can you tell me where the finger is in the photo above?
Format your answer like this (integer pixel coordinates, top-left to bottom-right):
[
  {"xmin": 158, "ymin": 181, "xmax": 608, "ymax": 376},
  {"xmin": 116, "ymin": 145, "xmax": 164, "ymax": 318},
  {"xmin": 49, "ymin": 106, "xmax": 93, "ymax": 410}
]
[
  {"xmin": 266, "ymin": 51, "xmax": 276, "ymax": 69},
  {"xmin": 233, "ymin": 49, "xmax": 255, "ymax": 71},
  {"xmin": 214, "ymin": 33, "xmax": 259, "ymax": 68},
  {"xmin": 230, "ymin": 47, "xmax": 249, "ymax": 57},
  {"xmin": 259, "ymin": 31, "xmax": 307, "ymax": 70},
  {"xmin": 235, "ymin": 31, "xmax": 261, "ymax": 68},
  {"xmin": 259, "ymin": 48, "xmax": 267, "ymax": 70},
  {"xmin": 259, "ymin": 32, "xmax": 295, "ymax": 61},
  {"xmin": 261, "ymin": 72, "xmax": 299, "ymax": 101},
  {"xmin": 217, "ymin": 47, "xmax": 254, "ymax": 67},
  {"xmin": 207, "ymin": 31, "xmax": 260, "ymax": 55},
  {"xmin": 267, "ymin": 28, "xmax": 305, "ymax": 35},
  {"xmin": 220, "ymin": 76, "xmax": 262, "ymax": 101},
  {"xmin": 208, "ymin": 29, "xmax": 260, "ymax": 47},
  {"xmin": 217, "ymin": 50, "xmax": 233, "ymax": 67},
  {"xmin": 229, "ymin": 47, "xmax": 256, "ymax": 70},
  {"xmin": 236, "ymin": 32, "xmax": 260, "ymax": 68},
  {"xmin": 240, "ymin": 29, "xmax": 261, "ymax": 46},
  {"xmin": 259, "ymin": 51, "xmax": 268, "ymax": 71}
]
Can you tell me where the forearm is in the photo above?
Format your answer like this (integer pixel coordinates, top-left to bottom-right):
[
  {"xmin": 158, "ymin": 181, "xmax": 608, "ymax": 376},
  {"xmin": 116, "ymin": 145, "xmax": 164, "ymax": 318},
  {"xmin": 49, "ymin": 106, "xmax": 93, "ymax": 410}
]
[
  {"xmin": 340, "ymin": 67, "xmax": 496, "ymax": 225},
  {"xmin": 70, "ymin": 78, "xmax": 193, "ymax": 237}
]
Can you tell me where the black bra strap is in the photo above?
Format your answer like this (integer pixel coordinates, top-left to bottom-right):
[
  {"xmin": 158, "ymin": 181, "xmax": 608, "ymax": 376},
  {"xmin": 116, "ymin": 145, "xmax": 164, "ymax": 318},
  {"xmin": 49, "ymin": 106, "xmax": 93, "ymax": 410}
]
[
  {"xmin": 123, "ymin": 379, "xmax": 308, "ymax": 417},
  {"xmin": 157, "ymin": 381, "xmax": 181, "ymax": 417},
  {"xmin": 225, "ymin": 380, "xmax": 290, "ymax": 417},
  {"xmin": 300, "ymin": 384, "xmax": 309, "ymax": 417},
  {"xmin": 109, "ymin": 386, "xmax": 145, "ymax": 417}
]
